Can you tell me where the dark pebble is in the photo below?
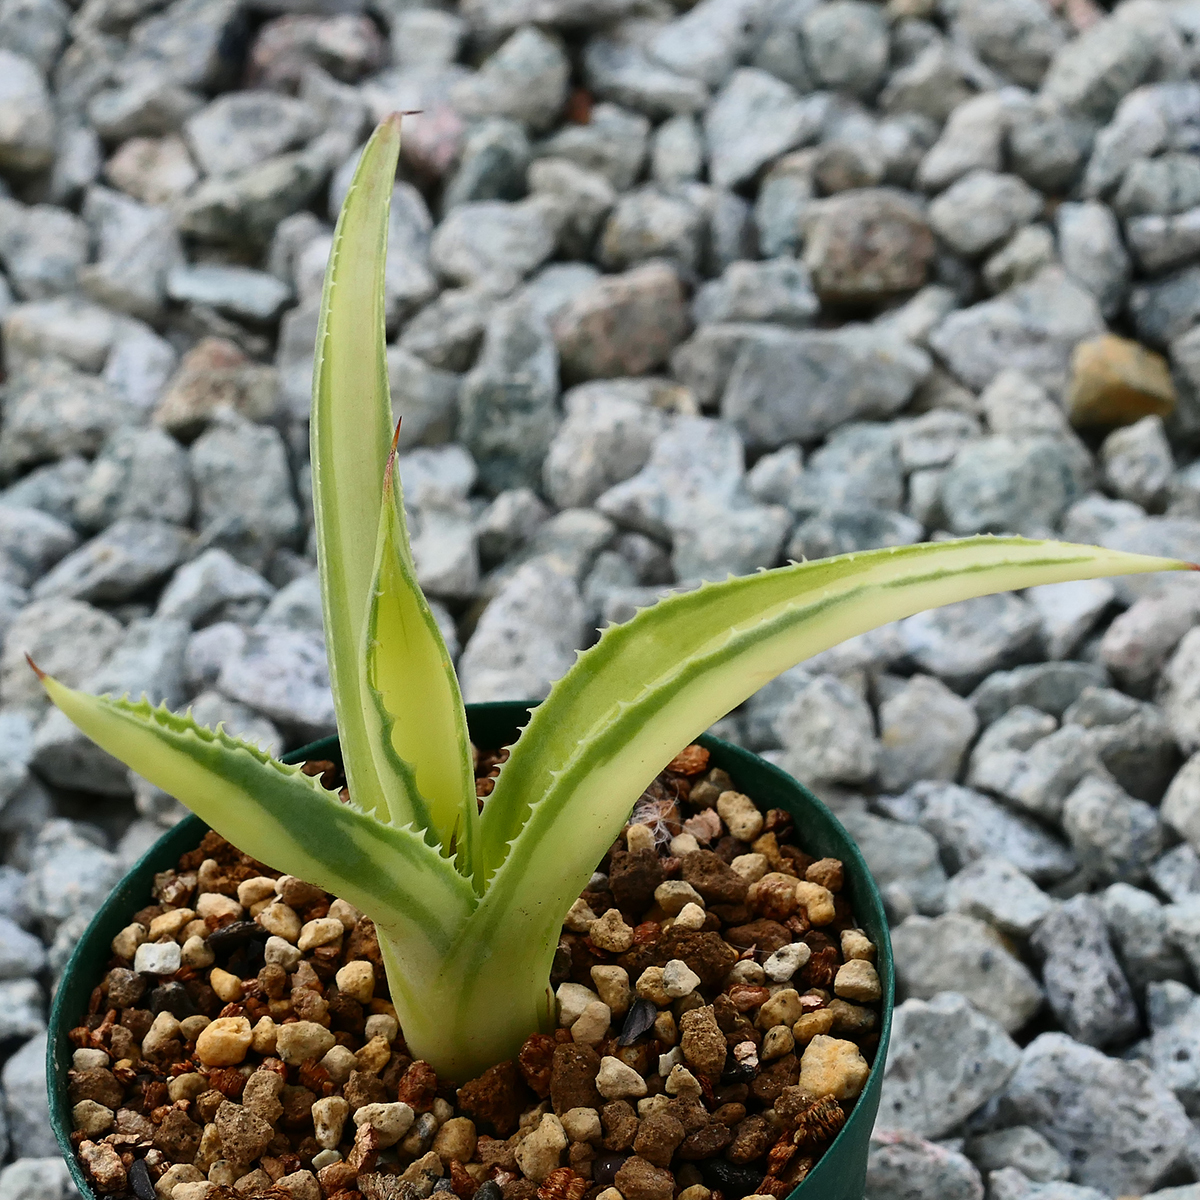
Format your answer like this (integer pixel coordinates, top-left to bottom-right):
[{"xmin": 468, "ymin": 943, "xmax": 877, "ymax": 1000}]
[
  {"xmin": 721, "ymin": 1054, "xmax": 757, "ymax": 1085},
  {"xmin": 593, "ymin": 1153, "xmax": 630, "ymax": 1186},
  {"xmin": 149, "ymin": 982, "xmax": 197, "ymax": 1019},
  {"xmin": 432, "ymin": 1179, "xmax": 455, "ymax": 1192},
  {"xmin": 618, "ymin": 998, "xmax": 657, "ymax": 1046},
  {"xmin": 701, "ymin": 1159, "xmax": 764, "ymax": 1198},
  {"xmin": 475, "ymin": 1182, "xmax": 503, "ymax": 1200},
  {"xmin": 130, "ymin": 1158, "xmax": 155, "ymax": 1200}
]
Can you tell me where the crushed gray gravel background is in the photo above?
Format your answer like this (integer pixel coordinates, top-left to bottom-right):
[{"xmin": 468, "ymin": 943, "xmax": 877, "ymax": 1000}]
[{"xmin": 1, "ymin": 0, "xmax": 1200, "ymax": 1194}]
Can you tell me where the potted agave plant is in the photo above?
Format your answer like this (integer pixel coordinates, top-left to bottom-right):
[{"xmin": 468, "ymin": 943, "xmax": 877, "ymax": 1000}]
[{"xmin": 41, "ymin": 114, "xmax": 1195, "ymax": 1200}]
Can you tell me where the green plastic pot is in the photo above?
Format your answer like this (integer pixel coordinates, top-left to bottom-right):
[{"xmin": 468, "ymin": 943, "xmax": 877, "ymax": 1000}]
[{"xmin": 49, "ymin": 701, "xmax": 892, "ymax": 1200}]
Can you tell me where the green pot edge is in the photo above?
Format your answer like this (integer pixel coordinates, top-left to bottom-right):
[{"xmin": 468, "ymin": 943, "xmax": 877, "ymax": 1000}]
[{"xmin": 48, "ymin": 700, "xmax": 892, "ymax": 1200}]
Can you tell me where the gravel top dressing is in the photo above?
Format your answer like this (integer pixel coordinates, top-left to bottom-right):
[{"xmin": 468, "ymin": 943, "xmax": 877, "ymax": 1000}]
[{"xmin": 64, "ymin": 743, "xmax": 881, "ymax": 1200}]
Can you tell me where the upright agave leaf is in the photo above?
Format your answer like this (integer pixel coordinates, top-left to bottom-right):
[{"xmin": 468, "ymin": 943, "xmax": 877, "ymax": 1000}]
[
  {"xmin": 310, "ymin": 116, "xmax": 406, "ymax": 827},
  {"xmin": 363, "ymin": 429, "xmax": 477, "ymax": 875}
]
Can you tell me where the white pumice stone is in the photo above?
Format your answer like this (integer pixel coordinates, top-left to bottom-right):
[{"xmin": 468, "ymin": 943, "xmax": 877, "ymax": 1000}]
[
  {"xmin": 672, "ymin": 902, "xmax": 707, "ymax": 930},
  {"xmin": 134, "ymin": 940, "xmax": 181, "ymax": 975},
  {"xmin": 595, "ymin": 1055, "xmax": 648, "ymax": 1100},
  {"xmin": 764, "ymin": 942, "xmax": 812, "ymax": 982},
  {"xmin": 662, "ymin": 958, "xmax": 702, "ymax": 998}
]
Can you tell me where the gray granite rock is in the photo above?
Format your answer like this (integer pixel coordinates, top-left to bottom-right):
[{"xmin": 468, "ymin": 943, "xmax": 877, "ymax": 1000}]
[
  {"xmin": 939, "ymin": 433, "xmax": 1092, "ymax": 537},
  {"xmin": 1128, "ymin": 207, "xmax": 1200, "ymax": 275},
  {"xmin": 459, "ymin": 556, "xmax": 587, "ymax": 702},
  {"xmin": 651, "ymin": 113, "xmax": 704, "ymax": 183},
  {"xmin": 32, "ymin": 615, "xmax": 190, "ymax": 793},
  {"xmin": 946, "ymin": 857, "xmax": 1056, "ymax": 939},
  {"xmin": 929, "ymin": 268, "xmax": 1106, "ymax": 393},
  {"xmin": 1041, "ymin": 13, "xmax": 1162, "ymax": 122},
  {"xmin": 1061, "ymin": 770, "xmax": 1164, "ymax": 882},
  {"xmin": 972, "ymin": 662, "xmax": 1107, "ymax": 725},
  {"xmin": 544, "ymin": 381, "xmax": 669, "ymax": 510},
  {"xmin": 788, "ymin": 507, "xmax": 921, "ymax": 561},
  {"xmin": 1150, "ymin": 844, "xmax": 1200, "ymax": 904},
  {"xmin": 79, "ymin": 185, "xmax": 183, "ymax": 321},
  {"xmin": 1055, "ymin": 201, "xmax": 1130, "ymax": 320},
  {"xmin": 1129, "ymin": 266, "xmax": 1200, "ymax": 349},
  {"xmin": 583, "ymin": 30, "xmax": 709, "ymax": 120},
  {"xmin": 156, "ymin": 547, "xmax": 274, "ymax": 626},
  {"xmin": 0, "ymin": 914, "xmax": 45, "ymax": 981},
  {"xmin": 1, "ymin": 1034, "xmax": 55, "ymax": 1157},
  {"xmin": 866, "ymin": 1130, "xmax": 984, "ymax": 1200},
  {"xmin": 928, "ymin": 170, "xmax": 1043, "ymax": 259},
  {"xmin": 476, "ymin": 488, "xmax": 550, "ymax": 567},
  {"xmin": 722, "ymin": 325, "xmax": 930, "ymax": 450},
  {"xmin": 256, "ymin": 571, "xmax": 321, "ymax": 633},
  {"xmin": 966, "ymin": 1126, "xmax": 1069, "ymax": 1184},
  {"xmin": 995, "ymin": 1031, "xmax": 1191, "ymax": 1195},
  {"xmin": 167, "ymin": 264, "xmax": 292, "ymax": 323},
  {"xmin": 0, "ymin": 597, "xmax": 123, "ymax": 712},
  {"xmin": 1167, "ymin": 896, "xmax": 1200, "ymax": 980},
  {"xmin": 915, "ymin": 90, "xmax": 1015, "ymax": 192},
  {"xmin": 775, "ymin": 673, "xmax": 879, "ymax": 787},
  {"xmin": 1100, "ymin": 415, "xmax": 1174, "ymax": 510},
  {"xmin": 1140, "ymin": 983, "xmax": 1200, "ymax": 1123},
  {"xmin": 0, "ymin": 1158, "xmax": 74, "ymax": 1200},
  {"xmin": 803, "ymin": 1, "xmax": 888, "ymax": 98},
  {"xmin": 1164, "ymin": 752, "xmax": 1200, "ymax": 855},
  {"xmin": 986, "ymin": 1173, "xmax": 1108, "ymax": 1200},
  {"xmin": 1063, "ymin": 686, "xmax": 1177, "ymax": 802},
  {"xmin": 900, "ymin": 593, "xmax": 1043, "ymax": 694},
  {"xmin": 74, "ymin": 426, "xmax": 193, "ymax": 532},
  {"xmin": 102, "ymin": 324, "xmax": 178, "ymax": 415},
  {"xmin": 0, "ymin": 197, "xmax": 88, "ymax": 301},
  {"xmin": 459, "ymin": 295, "xmax": 559, "ymax": 495},
  {"xmin": 983, "ymin": 224, "xmax": 1057, "ymax": 296},
  {"xmin": 1115, "ymin": 154, "xmax": 1200, "ymax": 221},
  {"xmin": 648, "ymin": 0, "xmax": 761, "ymax": 89},
  {"xmin": 0, "ymin": 50, "xmax": 55, "ymax": 174},
  {"xmin": 0, "ymin": 360, "xmax": 136, "ymax": 477},
  {"xmin": 217, "ymin": 627, "xmax": 333, "ymax": 740},
  {"xmin": 22, "ymin": 818, "xmax": 120, "ymax": 932},
  {"xmin": 951, "ymin": 0, "xmax": 1064, "ymax": 87},
  {"xmin": 191, "ymin": 414, "xmax": 301, "ymax": 571},
  {"xmin": 879, "ymin": 991, "xmax": 1021, "ymax": 1139},
  {"xmin": 31, "ymin": 518, "xmax": 191, "ymax": 603},
  {"xmin": 598, "ymin": 185, "xmax": 705, "ymax": 273},
  {"xmin": 1025, "ymin": 580, "xmax": 1116, "ymax": 661},
  {"xmin": 790, "ymin": 422, "xmax": 903, "ymax": 513},
  {"xmin": 837, "ymin": 808, "xmax": 949, "ymax": 921},
  {"xmin": 1101, "ymin": 882, "xmax": 1192, "ymax": 995},
  {"xmin": 430, "ymin": 197, "xmax": 559, "ymax": 292},
  {"xmin": 528, "ymin": 157, "xmax": 615, "ymax": 259},
  {"xmin": 1031, "ymin": 894, "xmax": 1140, "ymax": 1048},
  {"xmin": 0, "ymin": 506, "xmax": 77, "ymax": 590},
  {"xmin": 693, "ymin": 258, "xmax": 818, "ymax": 326},
  {"xmin": 399, "ymin": 288, "xmax": 490, "ymax": 374},
  {"xmin": 878, "ymin": 674, "xmax": 978, "ymax": 793},
  {"xmin": 535, "ymin": 101, "xmax": 649, "ymax": 192},
  {"xmin": 703, "ymin": 68, "xmax": 823, "ymax": 190},
  {"xmin": 0, "ymin": 458, "xmax": 89, "ymax": 526},
  {"xmin": 178, "ymin": 147, "xmax": 330, "ymax": 247},
  {"xmin": 451, "ymin": 25, "xmax": 569, "ymax": 132},
  {"xmin": 891, "ymin": 912, "xmax": 1044, "ymax": 1033},
  {"xmin": 1161, "ymin": 627, "xmax": 1200, "ymax": 755}
]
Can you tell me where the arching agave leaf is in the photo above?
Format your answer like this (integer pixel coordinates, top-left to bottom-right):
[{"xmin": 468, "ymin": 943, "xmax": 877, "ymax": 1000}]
[
  {"xmin": 469, "ymin": 538, "xmax": 1194, "ymax": 1014},
  {"xmin": 33, "ymin": 672, "xmax": 476, "ymax": 956}
]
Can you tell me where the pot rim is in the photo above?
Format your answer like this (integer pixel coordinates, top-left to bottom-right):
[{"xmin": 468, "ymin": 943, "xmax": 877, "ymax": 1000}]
[{"xmin": 47, "ymin": 700, "xmax": 893, "ymax": 1200}]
